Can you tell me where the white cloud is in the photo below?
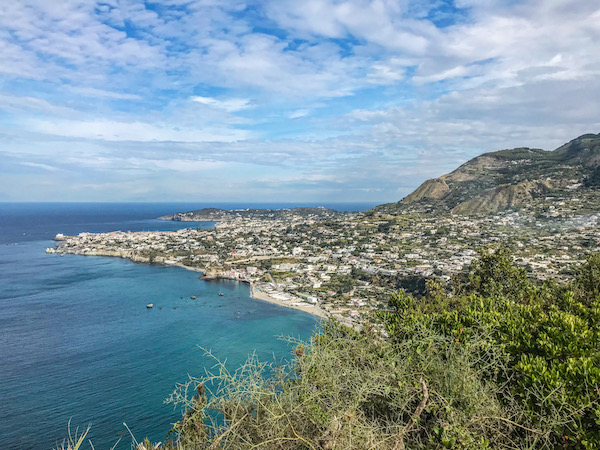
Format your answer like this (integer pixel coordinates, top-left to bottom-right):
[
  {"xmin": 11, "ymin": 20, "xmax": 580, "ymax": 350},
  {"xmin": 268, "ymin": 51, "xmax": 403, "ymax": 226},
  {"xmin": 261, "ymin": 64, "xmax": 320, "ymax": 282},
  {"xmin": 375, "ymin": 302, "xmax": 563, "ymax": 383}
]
[
  {"xmin": 70, "ymin": 87, "xmax": 143, "ymax": 100},
  {"xmin": 20, "ymin": 162, "xmax": 60, "ymax": 172},
  {"xmin": 289, "ymin": 109, "xmax": 310, "ymax": 119},
  {"xmin": 1, "ymin": 0, "xmax": 599, "ymax": 202},
  {"xmin": 0, "ymin": 94, "xmax": 80, "ymax": 116},
  {"xmin": 366, "ymin": 60, "xmax": 407, "ymax": 84},
  {"xmin": 30, "ymin": 119, "xmax": 250, "ymax": 143},
  {"xmin": 190, "ymin": 96, "xmax": 252, "ymax": 112},
  {"xmin": 266, "ymin": 0, "xmax": 435, "ymax": 54},
  {"xmin": 123, "ymin": 157, "xmax": 225, "ymax": 172},
  {"xmin": 1, "ymin": 0, "xmax": 598, "ymax": 101}
]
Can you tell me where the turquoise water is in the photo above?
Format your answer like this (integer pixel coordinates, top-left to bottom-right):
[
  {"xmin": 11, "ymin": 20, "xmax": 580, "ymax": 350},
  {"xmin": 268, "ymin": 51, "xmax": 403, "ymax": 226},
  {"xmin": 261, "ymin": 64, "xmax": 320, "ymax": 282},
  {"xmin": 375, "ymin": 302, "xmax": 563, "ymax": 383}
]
[{"xmin": 0, "ymin": 203, "xmax": 374, "ymax": 449}]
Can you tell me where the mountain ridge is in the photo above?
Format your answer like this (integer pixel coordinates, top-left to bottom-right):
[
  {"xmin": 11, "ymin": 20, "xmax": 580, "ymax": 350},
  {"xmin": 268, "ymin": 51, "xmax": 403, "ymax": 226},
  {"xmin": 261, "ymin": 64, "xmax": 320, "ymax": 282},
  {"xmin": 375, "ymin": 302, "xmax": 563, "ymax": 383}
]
[{"xmin": 372, "ymin": 133, "xmax": 600, "ymax": 215}]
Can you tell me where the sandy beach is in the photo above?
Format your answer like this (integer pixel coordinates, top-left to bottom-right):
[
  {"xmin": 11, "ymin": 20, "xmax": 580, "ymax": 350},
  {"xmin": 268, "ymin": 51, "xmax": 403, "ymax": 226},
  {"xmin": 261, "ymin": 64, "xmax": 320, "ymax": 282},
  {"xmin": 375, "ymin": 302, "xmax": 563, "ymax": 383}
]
[
  {"xmin": 250, "ymin": 283, "xmax": 329, "ymax": 319},
  {"xmin": 172, "ymin": 260, "xmax": 328, "ymax": 318},
  {"xmin": 143, "ymin": 262, "xmax": 336, "ymax": 321}
]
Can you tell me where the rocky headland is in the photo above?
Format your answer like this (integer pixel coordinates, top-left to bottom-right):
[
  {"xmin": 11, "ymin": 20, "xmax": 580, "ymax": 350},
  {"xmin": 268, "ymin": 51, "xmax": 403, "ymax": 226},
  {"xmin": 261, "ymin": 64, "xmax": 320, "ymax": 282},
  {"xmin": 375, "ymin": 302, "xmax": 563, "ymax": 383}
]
[{"xmin": 158, "ymin": 206, "xmax": 344, "ymax": 222}]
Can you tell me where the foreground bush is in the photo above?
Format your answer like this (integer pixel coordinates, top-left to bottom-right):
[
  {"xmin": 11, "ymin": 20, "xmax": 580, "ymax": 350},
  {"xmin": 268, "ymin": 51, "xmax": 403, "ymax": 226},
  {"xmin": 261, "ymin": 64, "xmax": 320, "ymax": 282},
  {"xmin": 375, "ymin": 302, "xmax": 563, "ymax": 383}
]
[
  {"xmin": 163, "ymin": 319, "xmax": 541, "ymax": 449},
  {"xmin": 383, "ymin": 248, "xmax": 600, "ymax": 448}
]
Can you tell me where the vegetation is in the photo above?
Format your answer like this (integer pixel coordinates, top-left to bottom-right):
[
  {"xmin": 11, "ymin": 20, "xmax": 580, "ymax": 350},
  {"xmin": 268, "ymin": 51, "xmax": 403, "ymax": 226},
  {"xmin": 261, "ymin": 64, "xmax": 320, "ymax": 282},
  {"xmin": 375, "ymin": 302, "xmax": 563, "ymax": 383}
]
[
  {"xmin": 163, "ymin": 321, "xmax": 529, "ymax": 449},
  {"xmin": 382, "ymin": 248, "xmax": 600, "ymax": 448},
  {"xmin": 55, "ymin": 421, "xmax": 91, "ymax": 450},
  {"xmin": 58, "ymin": 248, "xmax": 600, "ymax": 449}
]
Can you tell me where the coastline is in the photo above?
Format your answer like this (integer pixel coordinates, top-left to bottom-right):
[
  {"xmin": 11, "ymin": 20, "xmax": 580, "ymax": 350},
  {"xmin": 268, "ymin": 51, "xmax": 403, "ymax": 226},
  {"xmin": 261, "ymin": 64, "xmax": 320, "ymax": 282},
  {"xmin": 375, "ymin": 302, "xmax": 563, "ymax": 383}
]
[
  {"xmin": 139, "ymin": 260, "xmax": 330, "ymax": 319},
  {"xmin": 147, "ymin": 260, "xmax": 332, "ymax": 319},
  {"xmin": 56, "ymin": 248, "xmax": 329, "ymax": 319},
  {"xmin": 249, "ymin": 282, "xmax": 329, "ymax": 319}
]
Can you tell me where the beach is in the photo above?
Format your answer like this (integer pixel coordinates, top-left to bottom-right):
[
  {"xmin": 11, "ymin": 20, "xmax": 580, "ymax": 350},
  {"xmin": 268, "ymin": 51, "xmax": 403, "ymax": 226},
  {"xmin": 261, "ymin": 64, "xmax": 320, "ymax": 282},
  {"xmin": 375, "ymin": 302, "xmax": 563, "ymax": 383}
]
[
  {"xmin": 157, "ymin": 259, "xmax": 329, "ymax": 319},
  {"xmin": 250, "ymin": 283, "xmax": 329, "ymax": 319}
]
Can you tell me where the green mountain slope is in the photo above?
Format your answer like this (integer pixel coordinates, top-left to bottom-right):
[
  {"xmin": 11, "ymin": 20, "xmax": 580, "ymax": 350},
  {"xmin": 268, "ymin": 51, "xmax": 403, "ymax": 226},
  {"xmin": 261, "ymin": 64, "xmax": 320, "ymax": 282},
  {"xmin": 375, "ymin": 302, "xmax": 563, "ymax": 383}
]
[{"xmin": 374, "ymin": 133, "xmax": 600, "ymax": 215}]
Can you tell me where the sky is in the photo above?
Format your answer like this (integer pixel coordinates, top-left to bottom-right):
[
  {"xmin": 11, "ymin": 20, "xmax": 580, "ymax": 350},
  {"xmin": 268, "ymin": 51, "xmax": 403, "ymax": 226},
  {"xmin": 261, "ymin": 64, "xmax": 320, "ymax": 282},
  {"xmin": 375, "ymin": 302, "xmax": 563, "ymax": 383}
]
[{"xmin": 1, "ymin": 0, "xmax": 599, "ymax": 203}]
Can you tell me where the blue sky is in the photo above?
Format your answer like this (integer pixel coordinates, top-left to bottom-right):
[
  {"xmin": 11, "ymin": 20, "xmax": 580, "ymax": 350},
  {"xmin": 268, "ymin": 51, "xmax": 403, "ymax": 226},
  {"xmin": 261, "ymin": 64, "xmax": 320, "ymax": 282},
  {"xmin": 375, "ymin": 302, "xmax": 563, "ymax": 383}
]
[{"xmin": 1, "ymin": 0, "xmax": 599, "ymax": 202}]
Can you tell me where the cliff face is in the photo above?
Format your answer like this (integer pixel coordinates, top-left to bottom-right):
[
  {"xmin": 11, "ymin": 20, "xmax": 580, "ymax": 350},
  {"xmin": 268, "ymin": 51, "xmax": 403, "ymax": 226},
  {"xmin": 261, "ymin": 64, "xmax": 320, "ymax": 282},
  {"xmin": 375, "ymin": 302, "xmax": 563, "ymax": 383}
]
[
  {"xmin": 373, "ymin": 133, "xmax": 600, "ymax": 215},
  {"xmin": 199, "ymin": 267, "xmax": 224, "ymax": 279},
  {"xmin": 450, "ymin": 180, "xmax": 552, "ymax": 215},
  {"xmin": 401, "ymin": 179, "xmax": 450, "ymax": 203}
]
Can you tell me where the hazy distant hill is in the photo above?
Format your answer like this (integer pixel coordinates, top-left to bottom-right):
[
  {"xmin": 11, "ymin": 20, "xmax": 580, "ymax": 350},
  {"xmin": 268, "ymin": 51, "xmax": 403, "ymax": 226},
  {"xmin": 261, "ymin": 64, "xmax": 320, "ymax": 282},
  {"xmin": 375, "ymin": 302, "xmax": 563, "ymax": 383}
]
[
  {"xmin": 373, "ymin": 133, "xmax": 600, "ymax": 215},
  {"xmin": 158, "ymin": 207, "xmax": 344, "ymax": 221}
]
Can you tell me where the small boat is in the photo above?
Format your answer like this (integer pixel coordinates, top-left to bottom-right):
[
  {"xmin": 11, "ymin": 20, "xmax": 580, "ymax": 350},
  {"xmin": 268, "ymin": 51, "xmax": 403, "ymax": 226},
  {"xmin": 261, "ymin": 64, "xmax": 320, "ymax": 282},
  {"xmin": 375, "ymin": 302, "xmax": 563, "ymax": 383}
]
[
  {"xmin": 218, "ymin": 292, "xmax": 224, "ymax": 296},
  {"xmin": 146, "ymin": 303, "xmax": 154, "ymax": 309},
  {"xmin": 191, "ymin": 296, "xmax": 196, "ymax": 299}
]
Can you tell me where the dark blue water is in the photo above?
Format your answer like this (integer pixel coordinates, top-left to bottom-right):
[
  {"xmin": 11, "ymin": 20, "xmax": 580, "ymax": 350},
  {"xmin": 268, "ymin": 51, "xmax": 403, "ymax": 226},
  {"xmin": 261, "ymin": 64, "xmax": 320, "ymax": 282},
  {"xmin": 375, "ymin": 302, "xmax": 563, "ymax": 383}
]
[{"xmin": 0, "ymin": 202, "xmax": 376, "ymax": 449}]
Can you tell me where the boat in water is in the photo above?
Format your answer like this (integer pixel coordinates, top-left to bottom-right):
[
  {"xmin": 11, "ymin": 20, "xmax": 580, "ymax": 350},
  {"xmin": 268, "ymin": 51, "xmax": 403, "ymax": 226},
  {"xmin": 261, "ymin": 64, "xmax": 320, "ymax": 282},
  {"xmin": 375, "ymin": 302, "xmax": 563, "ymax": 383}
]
[{"xmin": 146, "ymin": 303, "xmax": 154, "ymax": 308}]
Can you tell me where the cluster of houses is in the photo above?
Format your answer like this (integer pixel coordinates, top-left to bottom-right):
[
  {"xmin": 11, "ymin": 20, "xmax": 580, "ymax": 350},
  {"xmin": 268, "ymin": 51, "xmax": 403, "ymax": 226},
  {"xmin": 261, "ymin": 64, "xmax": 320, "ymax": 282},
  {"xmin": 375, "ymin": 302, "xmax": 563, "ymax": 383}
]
[{"xmin": 54, "ymin": 207, "xmax": 600, "ymax": 325}]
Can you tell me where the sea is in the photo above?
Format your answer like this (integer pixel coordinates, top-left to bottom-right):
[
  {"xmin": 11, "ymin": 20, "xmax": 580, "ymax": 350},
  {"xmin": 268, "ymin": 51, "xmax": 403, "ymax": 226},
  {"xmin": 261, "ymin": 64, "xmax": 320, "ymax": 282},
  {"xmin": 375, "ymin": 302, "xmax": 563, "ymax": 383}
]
[{"xmin": 0, "ymin": 202, "xmax": 376, "ymax": 449}]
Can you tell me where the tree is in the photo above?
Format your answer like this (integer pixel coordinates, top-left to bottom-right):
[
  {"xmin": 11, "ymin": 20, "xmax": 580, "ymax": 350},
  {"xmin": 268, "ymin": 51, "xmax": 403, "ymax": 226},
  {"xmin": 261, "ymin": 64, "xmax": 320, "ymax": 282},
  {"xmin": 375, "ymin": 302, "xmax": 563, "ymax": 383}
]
[{"xmin": 461, "ymin": 246, "xmax": 530, "ymax": 298}]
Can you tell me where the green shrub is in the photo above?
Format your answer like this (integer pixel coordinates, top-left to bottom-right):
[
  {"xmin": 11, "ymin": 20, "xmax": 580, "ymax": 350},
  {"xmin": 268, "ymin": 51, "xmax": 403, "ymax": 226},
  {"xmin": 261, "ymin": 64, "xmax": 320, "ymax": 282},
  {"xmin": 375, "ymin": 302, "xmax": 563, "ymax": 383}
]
[
  {"xmin": 164, "ymin": 321, "xmax": 536, "ymax": 449},
  {"xmin": 382, "ymin": 248, "xmax": 600, "ymax": 448}
]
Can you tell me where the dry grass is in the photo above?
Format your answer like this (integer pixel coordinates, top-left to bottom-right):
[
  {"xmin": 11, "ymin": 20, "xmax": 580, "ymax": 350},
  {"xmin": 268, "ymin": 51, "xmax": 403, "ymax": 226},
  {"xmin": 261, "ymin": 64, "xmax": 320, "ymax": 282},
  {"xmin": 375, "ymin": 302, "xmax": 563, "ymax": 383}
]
[{"xmin": 163, "ymin": 321, "xmax": 541, "ymax": 449}]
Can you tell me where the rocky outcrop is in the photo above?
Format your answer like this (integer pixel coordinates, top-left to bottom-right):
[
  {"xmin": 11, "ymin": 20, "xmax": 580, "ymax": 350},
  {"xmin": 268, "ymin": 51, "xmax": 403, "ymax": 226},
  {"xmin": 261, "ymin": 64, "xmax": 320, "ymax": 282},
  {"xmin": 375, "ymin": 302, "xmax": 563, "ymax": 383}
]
[
  {"xmin": 199, "ymin": 267, "xmax": 225, "ymax": 280},
  {"xmin": 451, "ymin": 180, "xmax": 552, "ymax": 215},
  {"xmin": 401, "ymin": 179, "xmax": 450, "ymax": 203}
]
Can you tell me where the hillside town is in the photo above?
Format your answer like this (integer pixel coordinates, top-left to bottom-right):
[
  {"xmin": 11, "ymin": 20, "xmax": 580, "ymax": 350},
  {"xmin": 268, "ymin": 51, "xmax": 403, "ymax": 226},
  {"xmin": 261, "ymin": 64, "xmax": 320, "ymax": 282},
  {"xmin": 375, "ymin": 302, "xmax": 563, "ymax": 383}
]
[{"xmin": 49, "ymin": 206, "xmax": 600, "ymax": 326}]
